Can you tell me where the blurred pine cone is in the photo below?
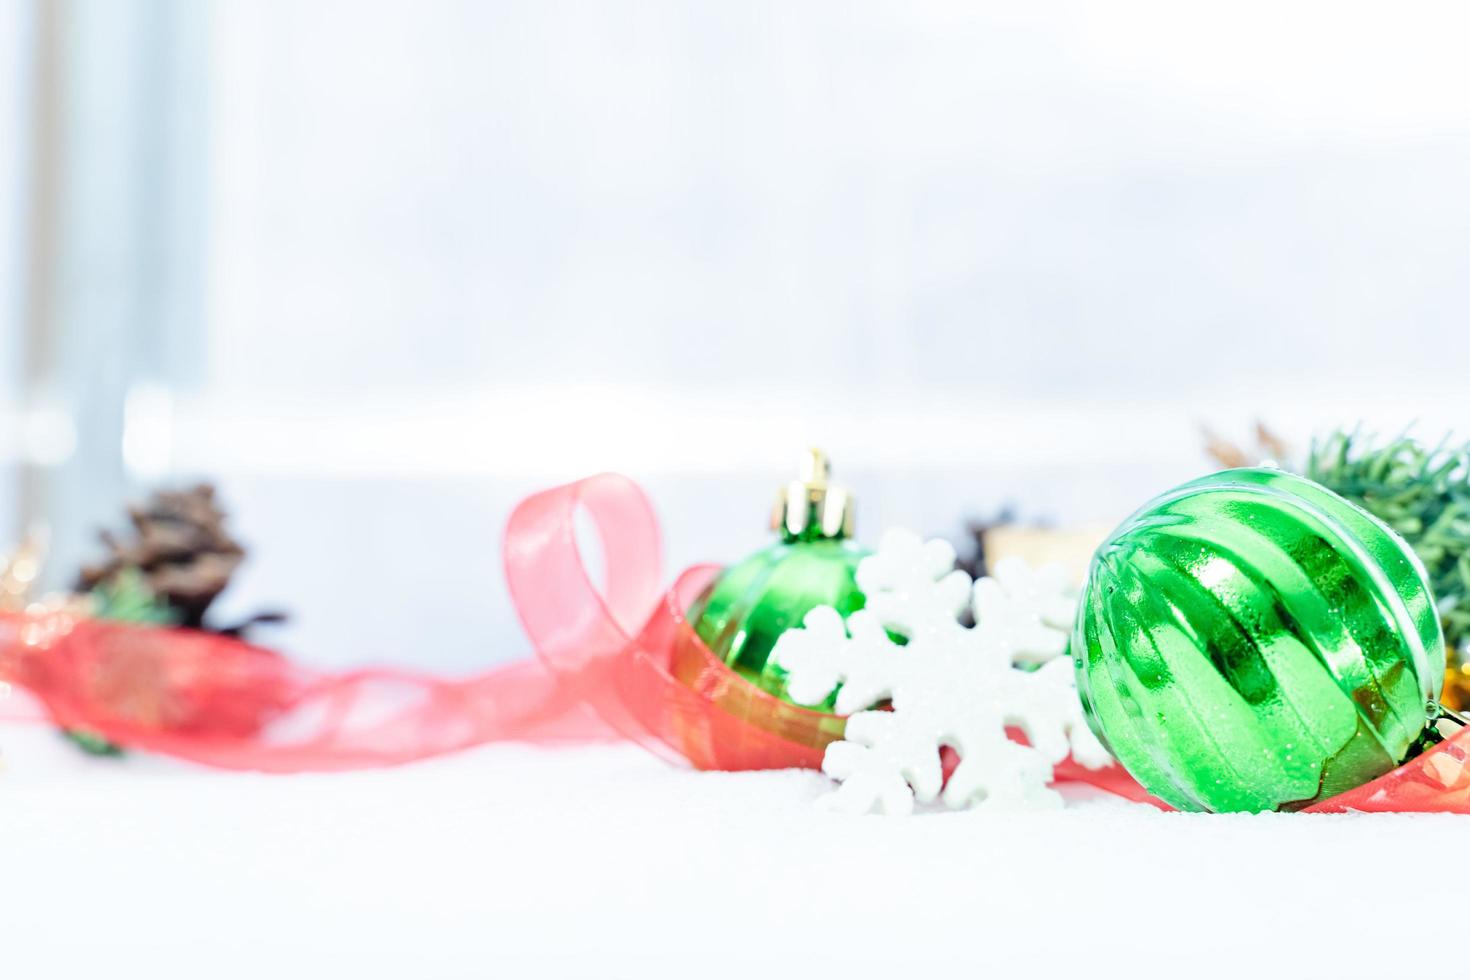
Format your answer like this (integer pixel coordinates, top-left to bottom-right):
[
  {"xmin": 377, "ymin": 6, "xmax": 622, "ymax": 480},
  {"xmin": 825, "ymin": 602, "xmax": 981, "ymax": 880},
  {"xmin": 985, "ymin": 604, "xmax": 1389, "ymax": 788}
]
[
  {"xmin": 954, "ymin": 507, "xmax": 1017, "ymax": 582},
  {"xmin": 77, "ymin": 484, "xmax": 245, "ymax": 629},
  {"xmin": 1202, "ymin": 422, "xmax": 1293, "ymax": 470}
]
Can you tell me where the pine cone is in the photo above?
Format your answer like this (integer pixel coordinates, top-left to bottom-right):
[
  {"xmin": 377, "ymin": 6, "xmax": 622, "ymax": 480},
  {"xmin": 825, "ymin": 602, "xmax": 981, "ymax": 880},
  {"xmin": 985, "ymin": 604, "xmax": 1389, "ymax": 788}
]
[
  {"xmin": 1202, "ymin": 422, "xmax": 1292, "ymax": 470},
  {"xmin": 954, "ymin": 506, "xmax": 1017, "ymax": 582},
  {"xmin": 77, "ymin": 484, "xmax": 246, "ymax": 628}
]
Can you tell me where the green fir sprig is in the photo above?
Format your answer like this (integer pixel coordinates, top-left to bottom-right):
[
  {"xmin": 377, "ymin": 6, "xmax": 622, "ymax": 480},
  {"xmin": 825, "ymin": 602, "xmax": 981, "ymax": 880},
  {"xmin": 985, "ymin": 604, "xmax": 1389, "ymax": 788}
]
[
  {"xmin": 1306, "ymin": 429, "xmax": 1470, "ymax": 658},
  {"xmin": 88, "ymin": 568, "xmax": 179, "ymax": 627}
]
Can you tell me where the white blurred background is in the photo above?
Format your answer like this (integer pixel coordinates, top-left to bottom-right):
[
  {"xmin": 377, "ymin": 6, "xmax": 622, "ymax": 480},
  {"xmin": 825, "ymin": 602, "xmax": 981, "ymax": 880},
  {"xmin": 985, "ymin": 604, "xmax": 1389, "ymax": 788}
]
[{"xmin": 4, "ymin": 0, "xmax": 1470, "ymax": 670}]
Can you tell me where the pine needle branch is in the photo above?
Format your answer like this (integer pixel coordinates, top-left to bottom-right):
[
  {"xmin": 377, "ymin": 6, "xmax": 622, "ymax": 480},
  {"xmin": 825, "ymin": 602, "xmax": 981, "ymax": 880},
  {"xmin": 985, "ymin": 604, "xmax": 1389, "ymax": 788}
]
[{"xmin": 1306, "ymin": 429, "xmax": 1470, "ymax": 658}]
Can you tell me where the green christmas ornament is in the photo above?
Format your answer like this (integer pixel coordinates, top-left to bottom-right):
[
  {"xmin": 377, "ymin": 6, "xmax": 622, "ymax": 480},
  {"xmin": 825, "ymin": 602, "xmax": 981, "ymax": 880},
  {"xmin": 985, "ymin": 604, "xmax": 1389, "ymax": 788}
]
[
  {"xmin": 687, "ymin": 450, "xmax": 869, "ymax": 705},
  {"xmin": 1073, "ymin": 467, "xmax": 1445, "ymax": 813}
]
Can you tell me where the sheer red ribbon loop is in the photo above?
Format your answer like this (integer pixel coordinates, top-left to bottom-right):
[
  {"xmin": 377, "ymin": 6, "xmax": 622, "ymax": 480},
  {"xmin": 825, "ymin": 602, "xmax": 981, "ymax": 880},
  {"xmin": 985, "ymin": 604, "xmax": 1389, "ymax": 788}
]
[
  {"xmin": 502, "ymin": 473, "xmax": 841, "ymax": 770},
  {"xmin": 0, "ymin": 471, "xmax": 1465, "ymax": 814}
]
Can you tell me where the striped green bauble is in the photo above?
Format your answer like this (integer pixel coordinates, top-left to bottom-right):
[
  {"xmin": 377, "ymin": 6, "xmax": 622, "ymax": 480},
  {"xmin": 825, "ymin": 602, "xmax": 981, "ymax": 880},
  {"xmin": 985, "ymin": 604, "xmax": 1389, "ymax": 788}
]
[{"xmin": 1073, "ymin": 467, "xmax": 1443, "ymax": 813}]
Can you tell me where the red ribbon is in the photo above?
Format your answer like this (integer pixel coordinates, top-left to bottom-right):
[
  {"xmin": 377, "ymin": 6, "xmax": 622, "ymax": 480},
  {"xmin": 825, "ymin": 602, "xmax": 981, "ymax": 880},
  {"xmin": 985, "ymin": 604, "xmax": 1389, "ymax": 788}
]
[
  {"xmin": 1, "ymin": 472, "xmax": 1466, "ymax": 813},
  {"xmin": 1300, "ymin": 728, "xmax": 1470, "ymax": 813},
  {"xmin": 503, "ymin": 473, "xmax": 843, "ymax": 770}
]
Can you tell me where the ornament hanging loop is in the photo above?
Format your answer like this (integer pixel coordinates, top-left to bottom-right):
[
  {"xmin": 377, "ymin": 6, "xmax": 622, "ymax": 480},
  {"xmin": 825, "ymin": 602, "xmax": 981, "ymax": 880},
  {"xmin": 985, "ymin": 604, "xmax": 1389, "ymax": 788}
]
[{"xmin": 1436, "ymin": 703, "xmax": 1470, "ymax": 727}]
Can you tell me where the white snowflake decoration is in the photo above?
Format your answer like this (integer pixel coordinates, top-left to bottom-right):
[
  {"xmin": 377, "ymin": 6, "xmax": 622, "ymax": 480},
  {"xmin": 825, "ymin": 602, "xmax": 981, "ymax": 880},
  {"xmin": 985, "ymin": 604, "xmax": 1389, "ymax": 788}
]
[{"xmin": 770, "ymin": 529, "xmax": 1111, "ymax": 815}]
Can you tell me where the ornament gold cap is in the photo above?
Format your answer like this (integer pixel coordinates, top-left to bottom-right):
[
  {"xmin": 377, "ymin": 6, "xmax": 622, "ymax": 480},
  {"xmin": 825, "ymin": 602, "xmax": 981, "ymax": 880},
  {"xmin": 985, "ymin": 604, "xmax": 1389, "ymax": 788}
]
[{"xmin": 771, "ymin": 448, "xmax": 855, "ymax": 541}]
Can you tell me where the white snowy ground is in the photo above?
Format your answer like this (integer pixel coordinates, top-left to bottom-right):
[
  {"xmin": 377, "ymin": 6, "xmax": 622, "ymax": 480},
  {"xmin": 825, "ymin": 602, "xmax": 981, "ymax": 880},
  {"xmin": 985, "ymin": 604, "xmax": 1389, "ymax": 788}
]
[{"xmin": 0, "ymin": 730, "xmax": 1456, "ymax": 980}]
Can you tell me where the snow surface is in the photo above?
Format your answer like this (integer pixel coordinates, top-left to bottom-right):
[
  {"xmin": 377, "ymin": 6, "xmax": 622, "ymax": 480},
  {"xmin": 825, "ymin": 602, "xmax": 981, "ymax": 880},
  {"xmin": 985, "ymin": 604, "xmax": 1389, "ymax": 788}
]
[{"xmin": 0, "ymin": 729, "xmax": 1457, "ymax": 980}]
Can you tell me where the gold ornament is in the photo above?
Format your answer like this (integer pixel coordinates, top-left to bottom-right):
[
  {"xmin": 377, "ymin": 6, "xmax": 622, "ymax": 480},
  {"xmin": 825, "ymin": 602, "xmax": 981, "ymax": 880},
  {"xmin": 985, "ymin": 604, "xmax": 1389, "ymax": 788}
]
[{"xmin": 1444, "ymin": 661, "xmax": 1470, "ymax": 714}]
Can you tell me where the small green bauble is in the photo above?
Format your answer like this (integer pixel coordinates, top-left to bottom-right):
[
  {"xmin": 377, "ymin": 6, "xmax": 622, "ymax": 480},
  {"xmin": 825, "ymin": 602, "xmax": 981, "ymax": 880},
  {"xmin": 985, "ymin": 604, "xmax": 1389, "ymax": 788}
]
[
  {"xmin": 1073, "ymin": 467, "xmax": 1443, "ymax": 813},
  {"xmin": 687, "ymin": 451, "xmax": 868, "ymax": 705}
]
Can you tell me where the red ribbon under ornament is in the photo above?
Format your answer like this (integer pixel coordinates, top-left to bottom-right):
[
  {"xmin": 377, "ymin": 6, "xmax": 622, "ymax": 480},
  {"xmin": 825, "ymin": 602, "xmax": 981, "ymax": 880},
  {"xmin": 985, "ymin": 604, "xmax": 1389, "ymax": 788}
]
[
  {"xmin": 0, "ymin": 471, "xmax": 1466, "ymax": 814},
  {"xmin": 1301, "ymin": 728, "xmax": 1470, "ymax": 813}
]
